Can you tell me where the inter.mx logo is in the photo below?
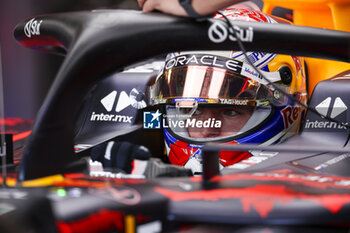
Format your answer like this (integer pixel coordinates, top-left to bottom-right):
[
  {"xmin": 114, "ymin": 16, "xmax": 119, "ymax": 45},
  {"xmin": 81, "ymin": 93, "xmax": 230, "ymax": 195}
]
[
  {"xmin": 143, "ymin": 110, "xmax": 162, "ymax": 129},
  {"xmin": 305, "ymin": 97, "xmax": 348, "ymax": 129},
  {"xmin": 90, "ymin": 89, "xmax": 146, "ymax": 123},
  {"xmin": 315, "ymin": 97, "xmax": 347, "ymax": 118}
]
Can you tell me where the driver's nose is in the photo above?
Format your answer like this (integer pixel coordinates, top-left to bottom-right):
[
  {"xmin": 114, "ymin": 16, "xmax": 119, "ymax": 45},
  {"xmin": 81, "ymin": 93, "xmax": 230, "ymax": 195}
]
[
  {"xmin": 198, "ymin": 126, "xmax": 221, "ymax": 138},
  {"xmin": 196, "ymin": 109, "xmax": 221, "ymax": 138}
]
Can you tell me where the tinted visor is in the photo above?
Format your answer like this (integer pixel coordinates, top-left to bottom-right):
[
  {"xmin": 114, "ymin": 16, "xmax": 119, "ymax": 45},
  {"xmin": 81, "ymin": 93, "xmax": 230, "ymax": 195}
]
[{"xmin": 152, "ymin": 65, "xmax": 273, "ymax": 106}]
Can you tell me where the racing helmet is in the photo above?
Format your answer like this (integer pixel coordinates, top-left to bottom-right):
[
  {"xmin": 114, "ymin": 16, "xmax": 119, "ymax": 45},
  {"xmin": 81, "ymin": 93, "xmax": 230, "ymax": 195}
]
[{"xmin": 150, "ymin": 8, "xmax": 307, "ymax": 173}]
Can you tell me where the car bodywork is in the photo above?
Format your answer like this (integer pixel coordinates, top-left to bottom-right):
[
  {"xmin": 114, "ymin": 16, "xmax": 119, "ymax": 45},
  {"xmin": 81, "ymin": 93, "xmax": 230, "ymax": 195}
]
[{"xmin": 0, "ymin": 6, "xmax": 349, "ymax": 233}]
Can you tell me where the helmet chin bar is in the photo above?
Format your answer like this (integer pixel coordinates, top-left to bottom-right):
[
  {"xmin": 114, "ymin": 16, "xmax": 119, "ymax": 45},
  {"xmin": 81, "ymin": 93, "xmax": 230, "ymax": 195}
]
[{"xmin": 14, "ymin": 10, "xmax": 350, "ymax": 180}]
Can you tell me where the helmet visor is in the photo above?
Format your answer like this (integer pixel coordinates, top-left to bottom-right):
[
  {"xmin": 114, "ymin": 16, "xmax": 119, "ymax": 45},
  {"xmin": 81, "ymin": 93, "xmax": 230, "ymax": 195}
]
[{"xmin": 152, "ymin": 65, "xmax": 273, "ymax": 106}]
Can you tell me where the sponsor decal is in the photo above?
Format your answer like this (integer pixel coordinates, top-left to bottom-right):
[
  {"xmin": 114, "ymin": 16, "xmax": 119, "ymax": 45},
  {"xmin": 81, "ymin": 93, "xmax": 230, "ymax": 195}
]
[
  {"xmin": 241, "ymin": 63, "xmax": 263, "ymax": 81},
  {"xmin": 208, "ymin": 20, "xmax": 254, "ymax": 44},
  {"xmin": 24, "ymin": 18, "xmax": 43, "ymax": 38},
  {"xmin": 316, "ymin": 97, "xmax": 347, "ymax": 118},
  {"xmin": 314, "ymin": 153, "xmax": 350, "ymax": 171},
  {"xmin": 228, "ymin": 151, "xmax": 279, "ymax": 169},
  {"xmin": 219, "ymin": 99, "xmax": 248, "ymax": 105},
  {"xmin": 231, "ymin": 51, "xmax": 276, "ymax": 69},
  {"xmin": 208, "ymin": 20, "xmax": 227, "ymax": 43},
  {"xmin": 163, "ymin": 54, "xmax": 278, "ymax": 85},
  {"xmin": 304, "ymin": 119, "xmax": 348, "ymax": 129},
  {"xmin": 305, "ymin": 97, "xmax": 348, "ymax": 129},
  {"xmin": 101, "ymin": 91, "xmax": 117, "ymax": 112},
  {"xmin": 89, "ymin": 170, "xmax": 145, "ymax": 179},
  {"xmin": 90, "ymin": 112, "xmax": 132, "ymax": 123},
  {"xmin": 315, "ymin": 97, "xmax": 332, "ymax": 117},
  {"xmin": 129, "ymin": 88, "xmax": 147, "ymax": 110},
  {"xmin": 281, "ymin": 105, "xmax": 302, "ymax": 129},
  {"xmin": 253, "ymin": 172, "xmax": 334, "ymax": 184},
  {"xmin": 143, "ymin": 110, "xmax": 162, "ymax": 129},
  {"xmin": 165, "ymin": 54, "xmax": 242, "ymax": 72},
  {"xmin": 116, "ymin": 91, "xmax": 131, "ymax": 112},
  {"xmin": 90, "ymin": 89, "xmax": 147, "ymax": 123}
]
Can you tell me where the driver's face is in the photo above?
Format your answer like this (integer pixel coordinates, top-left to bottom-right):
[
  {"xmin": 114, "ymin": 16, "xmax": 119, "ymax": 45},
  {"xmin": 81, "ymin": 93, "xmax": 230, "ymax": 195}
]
[{"xmin": 187, "ymin": 106, "xmax": 254, "ymax": 138}]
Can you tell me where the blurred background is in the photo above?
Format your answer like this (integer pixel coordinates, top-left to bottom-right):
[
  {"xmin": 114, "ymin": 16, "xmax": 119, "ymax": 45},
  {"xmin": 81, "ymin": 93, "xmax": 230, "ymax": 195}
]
[{"xmin": 0, "ymin": 0, "xmax": 139, "ymax": 120}]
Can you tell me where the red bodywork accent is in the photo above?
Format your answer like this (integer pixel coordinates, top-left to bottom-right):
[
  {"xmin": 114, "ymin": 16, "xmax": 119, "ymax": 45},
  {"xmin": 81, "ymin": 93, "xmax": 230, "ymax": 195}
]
[
  {"xmin": 219, "ymin": 141, "xmax": 252, "ymax": 166},
  {"xmin": 0, "ymin": 118, "xmax": 33, "ymax": 141},
  {"xmin": 211, "ymin": 169, "xmax": 350, "ymax": 190},
  {"xmin": 157, "ymin": 169, "xmax": 350, "ymax": 218},
  {"xmin": 13, "ymin": 130, "xmax": 31, "ymax": 141},
  {"xmin": 57, "ymin": 209, "xmax": 124, "ymax": 233},
  {"xmin": 189, "ymin": 169, "xmax": 350, "ymax": 190},
  {"xmin": 19, "ymin": 37, "xmax": 67, "ymax": 54},
  {"xmin": 219, "ymin": 150, "xmax": 251, "ymax": 166},
  {"xmin": 154, "ymin": 184, "xmax": 350, "ymax": 218},
  {"xmin": 0, "ymin": 118, "xmax": 32, "ymax": 126}
]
